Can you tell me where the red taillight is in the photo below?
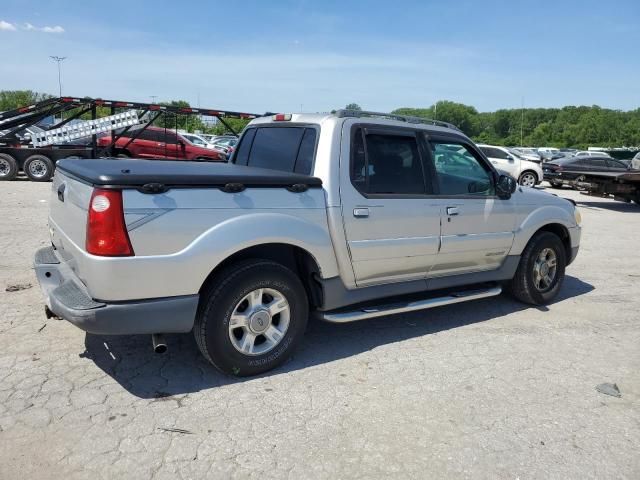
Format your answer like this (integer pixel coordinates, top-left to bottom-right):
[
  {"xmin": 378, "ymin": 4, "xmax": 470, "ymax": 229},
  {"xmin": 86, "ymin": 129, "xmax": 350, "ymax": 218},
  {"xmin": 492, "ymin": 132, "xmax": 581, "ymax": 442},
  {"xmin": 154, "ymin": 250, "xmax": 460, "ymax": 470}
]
[{"xmin": 86, "ymin": 189, "xmax": 134, "ymax": 256}]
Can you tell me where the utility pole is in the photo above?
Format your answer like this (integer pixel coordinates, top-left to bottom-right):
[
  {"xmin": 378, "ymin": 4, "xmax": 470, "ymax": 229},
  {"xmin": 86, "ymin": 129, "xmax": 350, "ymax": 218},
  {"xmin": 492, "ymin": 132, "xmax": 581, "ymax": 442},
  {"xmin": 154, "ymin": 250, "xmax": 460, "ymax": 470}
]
[
  {"xmin": 49, "ymin": 56, "xmax": 66, "ymax": 97},
  {"xmin": 521, "ymin": 96, "xmax": 525, "ymax": 146},
  {"xmin": 150, "ymin": 95, "xmax": 158, "ymax": 104}
]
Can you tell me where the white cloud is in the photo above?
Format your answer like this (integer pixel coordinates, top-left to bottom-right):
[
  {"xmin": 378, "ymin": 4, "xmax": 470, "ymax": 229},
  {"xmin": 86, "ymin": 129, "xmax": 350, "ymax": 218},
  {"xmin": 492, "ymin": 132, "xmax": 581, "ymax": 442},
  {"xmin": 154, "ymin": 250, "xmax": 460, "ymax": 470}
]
[
  {"xmin": 23, "ymin": 22, "xmax": 65, "ymax": 33},
  {"xmin": 0, "ymin": 20, "xmax": 17, "ymax": 31},
  {"xmin": 42, "ymin": 26, "xmax": 65, "ymax": 34}
]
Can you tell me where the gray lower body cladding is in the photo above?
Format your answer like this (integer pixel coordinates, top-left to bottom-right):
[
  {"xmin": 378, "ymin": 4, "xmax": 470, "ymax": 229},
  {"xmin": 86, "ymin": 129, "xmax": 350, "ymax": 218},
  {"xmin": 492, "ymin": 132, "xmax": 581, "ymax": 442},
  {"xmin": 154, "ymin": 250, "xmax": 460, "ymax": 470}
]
[
  {"xmin": 34, "ymin": 246, "xmax": 198, "ymax": 335},
  {"xmin": 318, "ymin": 255, "xmax": 521, "ymax": 311}
]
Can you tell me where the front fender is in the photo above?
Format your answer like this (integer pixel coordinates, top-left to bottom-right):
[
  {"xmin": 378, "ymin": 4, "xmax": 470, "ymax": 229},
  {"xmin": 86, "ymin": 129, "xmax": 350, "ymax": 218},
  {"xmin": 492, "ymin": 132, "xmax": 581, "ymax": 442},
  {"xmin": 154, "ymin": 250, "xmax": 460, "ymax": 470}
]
[{"xmin": 510, "ymin": 205, "xmax": 576, "ymax": 255}]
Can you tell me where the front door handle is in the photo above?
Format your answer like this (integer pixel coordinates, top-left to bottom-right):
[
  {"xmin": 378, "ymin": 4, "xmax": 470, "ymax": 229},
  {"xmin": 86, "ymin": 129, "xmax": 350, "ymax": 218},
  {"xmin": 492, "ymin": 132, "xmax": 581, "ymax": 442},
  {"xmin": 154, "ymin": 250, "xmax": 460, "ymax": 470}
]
[
  {"xmin": 446, "ymin": 206, "xmax": 459, "ymax": 216},
  {"xmin": 353, "ymin": 208, "xmax": 369, "ymax": 218}
]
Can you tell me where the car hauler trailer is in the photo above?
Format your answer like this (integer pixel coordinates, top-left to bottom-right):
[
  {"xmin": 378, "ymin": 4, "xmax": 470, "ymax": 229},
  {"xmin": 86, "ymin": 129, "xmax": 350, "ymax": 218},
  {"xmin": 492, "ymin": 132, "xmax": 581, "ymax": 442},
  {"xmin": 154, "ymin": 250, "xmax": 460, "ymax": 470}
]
[
  {"xmin": 0, "ymin": 96, "xmax": 260, "ymax": 181},
  {"xmin": 576, "ymin": 171, "xmax": 640, "ymax": 205}
]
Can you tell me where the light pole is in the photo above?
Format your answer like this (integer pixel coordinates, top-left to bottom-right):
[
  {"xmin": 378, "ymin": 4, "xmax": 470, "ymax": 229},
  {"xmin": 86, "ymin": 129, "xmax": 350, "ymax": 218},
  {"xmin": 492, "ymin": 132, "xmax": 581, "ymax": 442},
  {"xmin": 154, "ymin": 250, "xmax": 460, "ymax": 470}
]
[{"xmin": 49, "ymin": 56, "xmax": 66, "ymax": 97}]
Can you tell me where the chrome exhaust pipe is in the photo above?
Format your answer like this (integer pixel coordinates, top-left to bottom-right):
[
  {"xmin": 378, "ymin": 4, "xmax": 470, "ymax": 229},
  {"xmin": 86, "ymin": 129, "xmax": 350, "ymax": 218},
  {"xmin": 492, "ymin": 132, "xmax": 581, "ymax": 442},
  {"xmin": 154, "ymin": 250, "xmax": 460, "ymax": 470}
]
[{"xmin": 152, "ymin": 334, "xmax": 167, "ymax": 354}]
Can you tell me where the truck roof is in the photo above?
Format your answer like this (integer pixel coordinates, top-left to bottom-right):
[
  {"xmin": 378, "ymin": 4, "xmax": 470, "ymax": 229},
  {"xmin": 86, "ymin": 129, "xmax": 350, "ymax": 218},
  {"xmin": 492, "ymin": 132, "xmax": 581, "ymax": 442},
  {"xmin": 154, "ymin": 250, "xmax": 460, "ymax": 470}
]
[{"xmin": 249, "ymin": 110, "xmax": 465, "ymax": 137}]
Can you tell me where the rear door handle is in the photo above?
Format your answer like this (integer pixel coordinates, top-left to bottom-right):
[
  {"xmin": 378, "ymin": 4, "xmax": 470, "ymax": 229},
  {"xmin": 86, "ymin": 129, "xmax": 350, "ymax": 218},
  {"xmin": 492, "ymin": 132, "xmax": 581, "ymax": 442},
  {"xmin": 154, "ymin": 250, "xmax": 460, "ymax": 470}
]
[
  {"xmin": 446, "ymin": 206, "xmax": 459, "ymax": 216},
  {"xmin": 57, "ymin": 183, "xmax": 65, "ymax": 202},
  {"xmin": 353, "ymin": 208, "xmax": 369, "ymax": 218}
]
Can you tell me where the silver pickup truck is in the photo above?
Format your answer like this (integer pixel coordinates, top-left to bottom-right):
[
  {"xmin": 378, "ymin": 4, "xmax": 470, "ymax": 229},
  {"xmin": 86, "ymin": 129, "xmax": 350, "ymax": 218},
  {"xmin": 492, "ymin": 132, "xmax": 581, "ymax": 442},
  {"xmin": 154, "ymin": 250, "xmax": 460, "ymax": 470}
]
[{"xmin": 34, "ymin": 110, "xmax": 582, "ymax": 376}]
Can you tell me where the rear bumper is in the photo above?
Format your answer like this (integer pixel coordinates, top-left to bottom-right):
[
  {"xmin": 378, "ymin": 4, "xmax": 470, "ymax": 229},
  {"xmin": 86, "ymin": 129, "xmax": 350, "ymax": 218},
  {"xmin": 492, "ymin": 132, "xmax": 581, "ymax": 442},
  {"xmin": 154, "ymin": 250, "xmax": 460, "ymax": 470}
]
[{"xmin": 34, "ymin": 246, "xmax": 198, "ymax": 335}]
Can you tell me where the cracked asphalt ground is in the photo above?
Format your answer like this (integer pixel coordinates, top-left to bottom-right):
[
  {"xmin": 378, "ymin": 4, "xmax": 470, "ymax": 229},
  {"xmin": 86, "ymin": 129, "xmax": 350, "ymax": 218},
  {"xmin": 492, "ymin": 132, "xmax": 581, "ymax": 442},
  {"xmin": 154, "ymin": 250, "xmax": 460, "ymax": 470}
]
[{"xmin": 1, "ymin": 178, "xmax": 639, "ymax": 480}]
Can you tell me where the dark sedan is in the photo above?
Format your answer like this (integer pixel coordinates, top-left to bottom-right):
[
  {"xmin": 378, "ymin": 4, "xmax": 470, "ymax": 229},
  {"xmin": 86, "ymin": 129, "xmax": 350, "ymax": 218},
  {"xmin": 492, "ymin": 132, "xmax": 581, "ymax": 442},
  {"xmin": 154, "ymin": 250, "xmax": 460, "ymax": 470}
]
[{"xmin": 543, "ymin": 156, "xmax": 630, "ymax": 189}]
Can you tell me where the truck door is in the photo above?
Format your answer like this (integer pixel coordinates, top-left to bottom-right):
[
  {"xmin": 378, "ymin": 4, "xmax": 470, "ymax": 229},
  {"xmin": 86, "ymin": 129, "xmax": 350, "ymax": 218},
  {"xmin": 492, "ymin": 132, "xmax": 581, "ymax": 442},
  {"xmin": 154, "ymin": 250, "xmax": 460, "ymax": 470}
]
[
  {"xmin": 428, "ymin": 138, "xmax": 516, "ymax": 277},
  {"xmin": 340, "ymin": 125, "xmax": 441, "ymax": 286}
]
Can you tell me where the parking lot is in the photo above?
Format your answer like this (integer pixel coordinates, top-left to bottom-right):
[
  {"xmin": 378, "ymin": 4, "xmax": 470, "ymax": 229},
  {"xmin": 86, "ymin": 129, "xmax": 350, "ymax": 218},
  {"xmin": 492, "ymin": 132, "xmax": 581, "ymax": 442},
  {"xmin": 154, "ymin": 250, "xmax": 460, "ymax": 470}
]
[{"xmin": 0, "ymin": 179, "xmax": 638, "ymax": 479}]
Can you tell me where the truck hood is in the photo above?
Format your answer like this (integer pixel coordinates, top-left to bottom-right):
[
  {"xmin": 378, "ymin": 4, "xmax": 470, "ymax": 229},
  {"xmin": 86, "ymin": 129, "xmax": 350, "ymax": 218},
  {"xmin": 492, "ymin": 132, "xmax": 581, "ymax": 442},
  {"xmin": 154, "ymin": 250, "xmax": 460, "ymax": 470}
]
[{"xmin": 514, "ymin": 186, "xmax": 575, "ymax": 209}]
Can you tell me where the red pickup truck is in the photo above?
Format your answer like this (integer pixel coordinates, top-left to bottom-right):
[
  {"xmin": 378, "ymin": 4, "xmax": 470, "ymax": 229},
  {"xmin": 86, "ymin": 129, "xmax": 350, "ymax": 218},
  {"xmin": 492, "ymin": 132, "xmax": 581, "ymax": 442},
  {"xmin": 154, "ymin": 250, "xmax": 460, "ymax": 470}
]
[{"xmin": 97, "ymin": 126, "xmax": 225, "ymax": 161}]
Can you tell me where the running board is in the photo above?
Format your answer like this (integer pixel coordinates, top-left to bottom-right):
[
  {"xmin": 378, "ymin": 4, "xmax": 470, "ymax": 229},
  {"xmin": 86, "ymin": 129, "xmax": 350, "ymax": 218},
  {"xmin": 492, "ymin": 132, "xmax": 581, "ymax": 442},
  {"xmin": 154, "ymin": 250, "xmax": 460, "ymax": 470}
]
[{"xmin": 319, "ymin": 286, "xmax": 502, "ymax": 323}]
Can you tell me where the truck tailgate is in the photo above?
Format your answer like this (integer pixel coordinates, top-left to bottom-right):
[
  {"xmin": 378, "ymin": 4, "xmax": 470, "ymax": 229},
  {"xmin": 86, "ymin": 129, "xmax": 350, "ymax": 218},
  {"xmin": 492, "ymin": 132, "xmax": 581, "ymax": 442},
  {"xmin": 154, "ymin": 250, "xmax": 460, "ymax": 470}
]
[{"xmin": 49, "ymin": 170, "xmax": 93, "ymax": 261}]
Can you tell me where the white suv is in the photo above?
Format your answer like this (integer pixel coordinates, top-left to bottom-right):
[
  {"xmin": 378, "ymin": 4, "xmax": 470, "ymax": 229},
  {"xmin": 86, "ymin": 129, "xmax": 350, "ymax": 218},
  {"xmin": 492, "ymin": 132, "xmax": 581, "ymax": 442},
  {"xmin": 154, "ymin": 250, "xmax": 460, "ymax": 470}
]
[{"xmin": 478, "ymin": 144, "xmax": 543, "ymax": 187}]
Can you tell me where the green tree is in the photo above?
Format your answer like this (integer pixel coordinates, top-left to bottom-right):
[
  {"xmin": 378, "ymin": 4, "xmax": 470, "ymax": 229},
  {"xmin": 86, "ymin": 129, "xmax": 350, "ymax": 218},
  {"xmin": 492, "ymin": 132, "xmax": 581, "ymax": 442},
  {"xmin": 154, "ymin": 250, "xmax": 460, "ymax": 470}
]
[
  {"xmin": 345, "ymin": 103, "xmax": 362, "ymax": 111},
  {"xmin": 0, "ymin": 90, "xmax": 53, "ymax": 111}
]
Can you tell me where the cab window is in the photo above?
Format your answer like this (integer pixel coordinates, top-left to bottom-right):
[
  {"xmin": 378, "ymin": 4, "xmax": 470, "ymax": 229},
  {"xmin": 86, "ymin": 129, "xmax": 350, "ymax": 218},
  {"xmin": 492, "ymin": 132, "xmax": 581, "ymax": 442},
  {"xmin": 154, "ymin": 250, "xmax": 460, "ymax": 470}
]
[
  {"xmin": 430, "ymin": 142, "xmax": 495, "ymax": 196},
  {"xmin": 234, "ymin": 126, "xmax": 317, "ymax": 174}
]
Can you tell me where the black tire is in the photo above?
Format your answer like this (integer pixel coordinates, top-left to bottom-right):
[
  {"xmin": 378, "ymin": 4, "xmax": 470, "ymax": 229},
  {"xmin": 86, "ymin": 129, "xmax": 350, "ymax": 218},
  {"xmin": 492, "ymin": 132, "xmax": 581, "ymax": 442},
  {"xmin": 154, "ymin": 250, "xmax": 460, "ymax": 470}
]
[
  {"xmin": 549, "ymin": 181, "xmax": 563, "ymax": 189},
  {"xmin": 194, "ymin": 259, "xmax": 308, "ymax": 376},
  {"xmin": 573, "ymin": 175, "xmax": 587, "ymax": 191},
  {"xmin": 23, "ymin": 154, "xmax": 55, "ymax": 182},
  {"xmin": 507, "ymin": 231, "xmax": 566, "ymax": 305},
  {"xmin": 0, "ymin": 153, "xmax": 19, "ymax": 181}
]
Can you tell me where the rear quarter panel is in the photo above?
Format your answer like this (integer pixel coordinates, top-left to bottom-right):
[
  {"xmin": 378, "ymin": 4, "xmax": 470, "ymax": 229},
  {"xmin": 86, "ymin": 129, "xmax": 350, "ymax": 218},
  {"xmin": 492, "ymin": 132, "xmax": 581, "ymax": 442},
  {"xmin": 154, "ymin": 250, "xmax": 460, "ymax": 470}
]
[{"xmin": 70, "ymin": 187, "xmax": 338, "ymax": 301}]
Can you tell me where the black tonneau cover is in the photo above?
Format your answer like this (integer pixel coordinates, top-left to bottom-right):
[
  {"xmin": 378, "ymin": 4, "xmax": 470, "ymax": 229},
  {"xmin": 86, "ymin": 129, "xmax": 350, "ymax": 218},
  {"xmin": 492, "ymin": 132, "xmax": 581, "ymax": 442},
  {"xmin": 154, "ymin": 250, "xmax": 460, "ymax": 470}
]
[{"xmin": 56, "ymin": 158, "xmax": 322, "ymax": 188}]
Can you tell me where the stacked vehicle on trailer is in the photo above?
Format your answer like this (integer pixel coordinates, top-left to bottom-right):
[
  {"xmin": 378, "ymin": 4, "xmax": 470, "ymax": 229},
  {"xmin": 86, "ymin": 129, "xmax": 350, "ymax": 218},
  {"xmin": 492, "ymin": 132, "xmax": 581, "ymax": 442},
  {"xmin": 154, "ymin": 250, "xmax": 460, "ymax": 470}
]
[{"xmin": 0, "ymin": 96, "xmax": 258, "ymax": 182}]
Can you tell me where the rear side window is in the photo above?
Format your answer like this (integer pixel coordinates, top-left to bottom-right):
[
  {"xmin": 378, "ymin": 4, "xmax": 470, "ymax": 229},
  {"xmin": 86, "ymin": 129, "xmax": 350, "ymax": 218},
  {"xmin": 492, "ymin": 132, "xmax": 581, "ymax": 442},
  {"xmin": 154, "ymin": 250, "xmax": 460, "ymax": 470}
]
[
  {"xmin": 588, "ymin": 158, "xmax": 607, "ymax": 168},
  {"xmin": 606, "ymin": 159, "xmax": 626, "ymax": 169},
  {"xmin": 351, "ymin": 128, "xmax": 428, "ymax": 195},
  {"xmin": 234, "ymin": 126, "xmax": 317, "ymax": 174}
]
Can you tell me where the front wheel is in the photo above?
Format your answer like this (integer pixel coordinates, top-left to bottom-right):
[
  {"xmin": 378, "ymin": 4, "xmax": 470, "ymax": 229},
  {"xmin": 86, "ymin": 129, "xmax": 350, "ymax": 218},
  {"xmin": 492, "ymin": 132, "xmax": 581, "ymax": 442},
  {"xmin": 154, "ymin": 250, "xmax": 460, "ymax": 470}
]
[
  {"xmin": 194, "ymin": 260, "xmax": 308, "ymax": 376},
  {"xmin": 507, "ymin": 231, "xmax": 566, "ymax": 305},
  {"xmin": 518, "ymin": 171, "xmax": 538, "ymax": 187}
]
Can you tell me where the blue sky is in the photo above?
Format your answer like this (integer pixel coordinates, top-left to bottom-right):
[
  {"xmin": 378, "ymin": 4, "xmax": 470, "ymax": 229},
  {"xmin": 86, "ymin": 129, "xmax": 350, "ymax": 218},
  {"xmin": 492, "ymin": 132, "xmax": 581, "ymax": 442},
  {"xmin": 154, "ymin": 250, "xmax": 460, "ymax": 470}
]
[{"xmin": 1, "ymin": 0, "xmax": 638, "ymax": 113}]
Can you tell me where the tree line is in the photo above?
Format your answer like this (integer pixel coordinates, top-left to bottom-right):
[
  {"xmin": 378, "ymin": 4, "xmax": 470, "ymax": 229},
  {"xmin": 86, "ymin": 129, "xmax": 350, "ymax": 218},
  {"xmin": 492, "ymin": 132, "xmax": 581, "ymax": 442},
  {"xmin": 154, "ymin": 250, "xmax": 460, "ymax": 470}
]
[
  {"xmin": 391, "ymin": 101, "xmax": 640, "ymax": 149},
  {"xmin": 2, "ymin": 91, "xmax": 638, "ymax": 148}
]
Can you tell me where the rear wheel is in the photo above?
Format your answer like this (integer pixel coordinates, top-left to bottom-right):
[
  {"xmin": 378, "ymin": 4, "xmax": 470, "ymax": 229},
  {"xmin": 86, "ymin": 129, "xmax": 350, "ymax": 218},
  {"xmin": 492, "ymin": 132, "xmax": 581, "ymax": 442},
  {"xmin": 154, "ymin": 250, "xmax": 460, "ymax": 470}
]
[
  {"xmin": 194, "ymin": 259, "xmax": 308, "ymax": 376},
  {"xmin": 23, "ymin": 155, "xmax": 54, "ymax": 182},
  {"xmin": 573, "ymin": 175, "xmax": 587, "ymax": 190},
  {"xmin": 0, "ymin": 153, "xmax": 18, "ymax": 181},
  {"xmin": 508, "ymin": 231, "xmax": 566, "ymax": 305},
  {"xmin": 518, "ymin": 170, "xmax": 538, "ymax": 187}
]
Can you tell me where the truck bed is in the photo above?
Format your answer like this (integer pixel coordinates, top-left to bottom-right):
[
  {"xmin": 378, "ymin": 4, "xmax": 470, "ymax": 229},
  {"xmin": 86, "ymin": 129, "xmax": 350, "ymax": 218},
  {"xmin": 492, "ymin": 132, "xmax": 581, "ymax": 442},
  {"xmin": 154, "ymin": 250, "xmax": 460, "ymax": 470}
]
[{"xmin": 56, "ymin": 158, "xmax": 323, "ymax": 188}]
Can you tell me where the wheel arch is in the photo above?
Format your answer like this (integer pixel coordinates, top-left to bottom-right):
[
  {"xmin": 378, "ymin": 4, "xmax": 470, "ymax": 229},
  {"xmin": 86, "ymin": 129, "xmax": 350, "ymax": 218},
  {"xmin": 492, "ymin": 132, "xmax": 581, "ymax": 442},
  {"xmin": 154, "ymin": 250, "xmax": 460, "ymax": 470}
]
[
  {"xmin": 198, "ymin": 243, "xmax": 324, "ymax": 308},
  {"xmin": 514, "ymin": 222, "xmax": 571, "ymax": 263},
  {"xmin": 519, "ymin": 169, "xmax": 539, "ymax": 183},
  {"xmin": 511, "ymin": 206, "xmax": 575, "ymax": 259}
]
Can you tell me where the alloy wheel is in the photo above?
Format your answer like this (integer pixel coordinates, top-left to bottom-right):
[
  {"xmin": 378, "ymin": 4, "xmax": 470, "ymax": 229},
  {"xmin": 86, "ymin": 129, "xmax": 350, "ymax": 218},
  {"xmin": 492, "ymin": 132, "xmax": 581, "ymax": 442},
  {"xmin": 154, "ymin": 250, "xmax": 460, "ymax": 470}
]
[
  {"xmin": 533, "ymin": 247, "xmax": 558, "ymax": 291},
  {"xmin": 228, "ymin": 288, "xmax": 290, "ymax": 356},
  {"xmin": 28, "ymin": 159, "xmax": 48, "ymax": 178}
]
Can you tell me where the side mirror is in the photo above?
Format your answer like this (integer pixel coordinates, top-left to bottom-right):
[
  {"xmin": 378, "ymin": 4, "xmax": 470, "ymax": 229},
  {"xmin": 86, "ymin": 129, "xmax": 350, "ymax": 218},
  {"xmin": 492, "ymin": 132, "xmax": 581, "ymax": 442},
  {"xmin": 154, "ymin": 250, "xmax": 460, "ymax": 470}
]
[
  {"xmin": 496, "ymin": 174, "xmax": 517, "ymax": 199},
  {"xmin": 506, "ymin": 155, "xmax": 515, "ymax": 162}
]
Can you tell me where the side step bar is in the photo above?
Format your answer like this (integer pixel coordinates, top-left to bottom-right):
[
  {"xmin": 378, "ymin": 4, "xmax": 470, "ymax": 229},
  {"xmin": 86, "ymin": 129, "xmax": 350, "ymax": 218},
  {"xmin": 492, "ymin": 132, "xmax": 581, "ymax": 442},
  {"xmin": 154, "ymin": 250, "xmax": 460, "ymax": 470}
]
[{"xmin": 320, "ymin": 286, "xmax": 502, "ymax": 323}]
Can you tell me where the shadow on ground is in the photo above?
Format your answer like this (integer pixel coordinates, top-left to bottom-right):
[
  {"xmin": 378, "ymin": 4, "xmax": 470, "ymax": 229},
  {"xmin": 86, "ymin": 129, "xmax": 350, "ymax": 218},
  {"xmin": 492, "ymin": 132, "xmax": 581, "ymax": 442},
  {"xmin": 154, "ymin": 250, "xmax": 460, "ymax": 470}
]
[
  {"xmin": 573, "ymin": 199, "xmax": 639, "ymax": 213},
  {"xmin": 83, "ymin": 275, "xmax": 594, "ymax": 398}
]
